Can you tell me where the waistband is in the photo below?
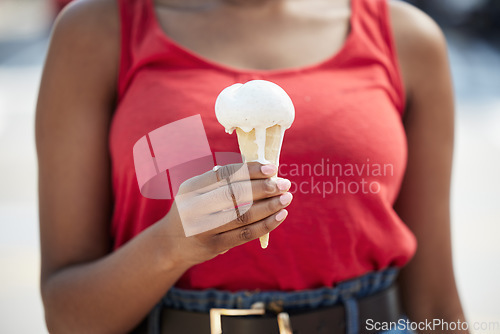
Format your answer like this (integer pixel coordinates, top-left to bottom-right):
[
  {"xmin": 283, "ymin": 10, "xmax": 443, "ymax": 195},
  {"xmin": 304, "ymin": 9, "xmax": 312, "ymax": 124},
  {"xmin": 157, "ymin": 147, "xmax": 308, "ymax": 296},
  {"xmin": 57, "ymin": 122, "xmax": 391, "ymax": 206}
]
[
  {"xmin": 145, "ymin": 267, "xmax": 400, "ymax": 334},
  {"xmin": 161, "ymin": 267, "xmax": 398, "ymax": 312}
]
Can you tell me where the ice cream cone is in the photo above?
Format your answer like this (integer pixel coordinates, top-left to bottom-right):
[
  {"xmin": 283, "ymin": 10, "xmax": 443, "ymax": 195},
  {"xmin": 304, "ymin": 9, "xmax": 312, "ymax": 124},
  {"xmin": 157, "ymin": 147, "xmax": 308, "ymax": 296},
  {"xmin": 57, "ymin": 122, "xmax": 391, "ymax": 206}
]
[
  {"xmin": 215, "ymin": 80, "xmax": 295, "ymax": 250},
  {"xmin": 235, "ymin": 124, "xmax": 284, "ymax": 248}
]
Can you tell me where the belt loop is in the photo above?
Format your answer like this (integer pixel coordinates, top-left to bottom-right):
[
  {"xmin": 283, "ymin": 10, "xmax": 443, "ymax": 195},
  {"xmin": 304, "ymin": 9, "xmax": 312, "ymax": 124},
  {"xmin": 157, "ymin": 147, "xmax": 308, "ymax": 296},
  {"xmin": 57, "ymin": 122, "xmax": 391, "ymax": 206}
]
[
  {"xmin": 341, "ymin": 296, "xmax": 359, "ymax": 334},
  {"xmin": 148, "ymin": 301, "xmax": 163, "ymax": 334}
]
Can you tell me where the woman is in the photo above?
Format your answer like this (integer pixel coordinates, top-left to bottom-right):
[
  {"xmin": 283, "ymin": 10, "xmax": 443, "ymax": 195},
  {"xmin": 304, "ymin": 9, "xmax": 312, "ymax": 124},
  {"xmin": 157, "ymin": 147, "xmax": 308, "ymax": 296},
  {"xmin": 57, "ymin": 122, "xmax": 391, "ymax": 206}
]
[{"xmin": 36, "ymin": 0, "xmax": 466, "ymax": 333}]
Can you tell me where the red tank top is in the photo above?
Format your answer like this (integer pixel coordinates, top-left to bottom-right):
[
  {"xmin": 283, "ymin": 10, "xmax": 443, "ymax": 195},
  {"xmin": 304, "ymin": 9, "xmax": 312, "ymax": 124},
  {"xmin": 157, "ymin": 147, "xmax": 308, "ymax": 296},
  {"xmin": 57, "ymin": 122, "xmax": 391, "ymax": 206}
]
[{"xmin": 110, "ymin": 0, "xmax": 417, "ymax": 291}]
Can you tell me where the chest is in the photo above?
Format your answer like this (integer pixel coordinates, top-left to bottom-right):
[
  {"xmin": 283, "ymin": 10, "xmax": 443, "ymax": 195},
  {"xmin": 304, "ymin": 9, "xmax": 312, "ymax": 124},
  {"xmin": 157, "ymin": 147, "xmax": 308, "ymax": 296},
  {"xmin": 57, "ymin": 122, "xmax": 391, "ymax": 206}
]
[{"xmin": 154, "ymin": 1, "xmax": 351, "ymax": 70}]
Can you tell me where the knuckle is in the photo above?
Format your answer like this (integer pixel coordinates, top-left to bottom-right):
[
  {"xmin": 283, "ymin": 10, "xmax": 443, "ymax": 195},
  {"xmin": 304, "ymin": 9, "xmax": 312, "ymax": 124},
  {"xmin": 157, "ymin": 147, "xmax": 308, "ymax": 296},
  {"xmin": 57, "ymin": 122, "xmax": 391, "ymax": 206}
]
[
  {"xmin": 267, "ymin": 198, "xmax": 280, "ymax": 212},
  {"xmin": 239, "ymin": 227, "xmax": 253, "ymax": 241},
  {"xmin": 262, "ymin": 220, "xmax": 272, "ymax": 233},
  {"xmin": 236, "ymin": 211, "xmax": 250, "ymax": 224},
  {"xmin": 177, "ymin": 179, "xmax": 189, "ymax": 194},
  {"xmin": 219, "ymin": 164, "xmax": 237, "ymax": 180},
  {"xmin": 222, "ymin": 186, "xmax": 233, "ymax": 202},
  {"xmin": 263, "ymin": 179, "xmax": 276, "ymax": 195},
  {"xmin": 209, "ymin": 234, "xmax": 223, "ymax": 252},
  {"xmin": 230, "ymin": 182, "xmax": 244, "ymax": 201}
]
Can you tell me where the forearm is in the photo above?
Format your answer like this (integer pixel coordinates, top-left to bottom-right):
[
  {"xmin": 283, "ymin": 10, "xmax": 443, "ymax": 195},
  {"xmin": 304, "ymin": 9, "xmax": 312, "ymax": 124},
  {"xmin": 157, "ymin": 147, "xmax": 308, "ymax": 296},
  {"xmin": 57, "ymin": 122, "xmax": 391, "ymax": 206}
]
[
  {"xmin": 402, "ymin": 297, "xmax": 467, "ymax": 334},
  {"xmin": 408, "ymin": 308, "xmax": 467, "ymax": 334},
  {"xmin": 42, "ymin": 221, "xmax": 190, "ymax": 334}
]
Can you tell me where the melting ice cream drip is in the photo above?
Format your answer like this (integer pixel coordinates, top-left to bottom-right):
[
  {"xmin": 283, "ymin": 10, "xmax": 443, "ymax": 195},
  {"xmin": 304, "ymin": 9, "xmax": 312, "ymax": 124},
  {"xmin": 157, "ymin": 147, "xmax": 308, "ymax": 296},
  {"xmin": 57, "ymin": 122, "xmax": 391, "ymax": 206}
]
[{"xmin": 254, "ymin": 127, "xmax": 267, "ymax": 164}]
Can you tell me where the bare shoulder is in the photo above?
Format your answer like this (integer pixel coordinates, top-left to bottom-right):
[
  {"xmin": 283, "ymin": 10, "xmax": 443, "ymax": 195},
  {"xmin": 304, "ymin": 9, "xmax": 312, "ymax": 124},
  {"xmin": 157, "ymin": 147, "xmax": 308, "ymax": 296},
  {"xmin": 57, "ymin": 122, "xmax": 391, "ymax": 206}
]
[
  {"xmin": 48, "ymin": 0, "xmax": 120, "ymax": 94},
  {"xmin": 388, "ymin": 1, "xmax": 450, "ymax": 99},
  {"xmin": 54, "ymin": 0, "xmax": 119, "ymax": 41}
]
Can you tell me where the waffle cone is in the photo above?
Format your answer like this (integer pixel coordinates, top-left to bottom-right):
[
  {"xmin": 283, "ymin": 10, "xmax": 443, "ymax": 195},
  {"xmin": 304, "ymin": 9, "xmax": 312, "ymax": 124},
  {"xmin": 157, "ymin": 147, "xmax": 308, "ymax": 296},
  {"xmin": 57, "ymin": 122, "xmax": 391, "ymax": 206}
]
[{"xmin": 235, "ymin": 124, "xmax": 284, "ymax": 249}]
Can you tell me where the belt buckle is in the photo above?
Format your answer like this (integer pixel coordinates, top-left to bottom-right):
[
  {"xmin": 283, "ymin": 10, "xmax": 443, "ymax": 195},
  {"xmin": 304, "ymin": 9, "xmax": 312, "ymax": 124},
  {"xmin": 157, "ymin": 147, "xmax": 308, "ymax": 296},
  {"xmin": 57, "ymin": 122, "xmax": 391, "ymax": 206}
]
[
  {"xmin": 277, "ymin": 312, "xmax": 293, "ymax": 334},
  {"xmin": 209, "ymin": 302, "xmax": 293, "ymax": 334}
]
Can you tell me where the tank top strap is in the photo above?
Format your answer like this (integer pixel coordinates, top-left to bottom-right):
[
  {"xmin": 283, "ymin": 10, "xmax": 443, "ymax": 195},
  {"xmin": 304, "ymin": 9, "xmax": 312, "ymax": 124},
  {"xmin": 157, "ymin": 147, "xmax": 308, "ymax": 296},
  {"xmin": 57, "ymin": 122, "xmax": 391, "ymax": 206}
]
[
  {"xmin": 350, "ymin": 0, "xmax": 406, "ymax": 114},
  {"xmin": 117, "ymin": 0, "xmax": 167, "ymax": 100}
]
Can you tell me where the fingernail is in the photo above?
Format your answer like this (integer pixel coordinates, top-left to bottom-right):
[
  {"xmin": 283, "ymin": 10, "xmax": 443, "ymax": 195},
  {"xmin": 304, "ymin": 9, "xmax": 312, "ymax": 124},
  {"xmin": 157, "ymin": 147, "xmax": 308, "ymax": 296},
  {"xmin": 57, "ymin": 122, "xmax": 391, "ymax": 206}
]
[
  {"xmin": 261, "ymin": 164, "xmax": 277, "ymax": 175},
  {"xmin": 280, "ymin": 192, "xmax": 293, "ymax": 205},
  {"xmin": 276, "ymin": 178, "xmax": 291, "ymax": 191},
  {"xmin": 275, "ymin": 209, "xmax": 288, "ymax": 221}
]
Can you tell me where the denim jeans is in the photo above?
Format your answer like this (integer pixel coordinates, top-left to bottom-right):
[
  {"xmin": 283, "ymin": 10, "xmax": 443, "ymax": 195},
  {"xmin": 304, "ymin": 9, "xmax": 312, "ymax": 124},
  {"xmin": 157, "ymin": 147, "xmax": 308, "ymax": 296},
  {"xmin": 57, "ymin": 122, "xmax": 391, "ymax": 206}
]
[{"xmin": 148, "ymin": 267, "xmax": 413, "ymax": 334}]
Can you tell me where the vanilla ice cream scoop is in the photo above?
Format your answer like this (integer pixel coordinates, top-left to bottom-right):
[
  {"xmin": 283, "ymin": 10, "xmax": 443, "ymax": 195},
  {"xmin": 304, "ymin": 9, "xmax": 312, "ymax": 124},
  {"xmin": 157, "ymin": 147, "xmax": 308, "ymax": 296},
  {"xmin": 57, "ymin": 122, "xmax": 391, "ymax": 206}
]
[
  {"xmin": 215, "ymin": 80, "xmax": 295, "ymax": 248},
  {"xmin": 215, "ymin": 80, "xmax": 295, "ymax": 134}
]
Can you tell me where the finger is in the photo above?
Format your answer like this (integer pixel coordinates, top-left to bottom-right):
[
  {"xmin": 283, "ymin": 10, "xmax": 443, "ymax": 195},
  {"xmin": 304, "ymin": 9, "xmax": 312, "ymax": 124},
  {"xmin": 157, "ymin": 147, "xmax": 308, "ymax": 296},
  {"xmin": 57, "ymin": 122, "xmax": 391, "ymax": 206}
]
[
  {"xmin": 176, "ymin": 191, "xmax": 291, "ymax": 237},
  {"xmin": 249, "ymin": 177, "xmax": 292, "ymax": 201},
  {"xmin": 194, "ymin": 176, "xmax": 291, "ymax": 214},
  {"xmin": 210, "ymin": 192, "xmax": 293, "ymax": 234},
  {"xmin": 179, "ymin": 162, "xmax": 278, "ymax": 194},
  {"xmin": 212, "ymin": 209, "xmax": 288, "ymax": 252}
]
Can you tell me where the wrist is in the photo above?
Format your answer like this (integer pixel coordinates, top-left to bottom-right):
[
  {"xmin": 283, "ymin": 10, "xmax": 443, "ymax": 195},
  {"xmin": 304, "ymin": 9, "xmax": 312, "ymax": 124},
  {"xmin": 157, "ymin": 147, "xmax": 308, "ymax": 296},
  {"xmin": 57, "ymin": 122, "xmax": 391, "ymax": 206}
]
[{"xmin": 148, "ymin": 218, "xmax": 193, "ymax": 274}]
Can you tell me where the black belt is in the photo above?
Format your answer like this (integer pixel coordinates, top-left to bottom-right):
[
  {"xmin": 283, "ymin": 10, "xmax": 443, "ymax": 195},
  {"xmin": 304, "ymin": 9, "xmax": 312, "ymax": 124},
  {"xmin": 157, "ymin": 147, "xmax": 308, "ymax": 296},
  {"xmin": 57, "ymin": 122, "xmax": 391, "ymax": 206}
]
[{"xmin": 134, "ymin": 284, "xmax": 402, "ymax": 334}]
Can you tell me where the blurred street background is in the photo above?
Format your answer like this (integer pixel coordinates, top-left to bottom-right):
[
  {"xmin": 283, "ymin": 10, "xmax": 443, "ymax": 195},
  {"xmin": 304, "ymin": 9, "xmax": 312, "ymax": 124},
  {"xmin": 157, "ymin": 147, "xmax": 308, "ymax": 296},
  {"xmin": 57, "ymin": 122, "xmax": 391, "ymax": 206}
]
[{"xmin": 0, "ymin": 0, "xmax": 499, "ymax": 333}]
